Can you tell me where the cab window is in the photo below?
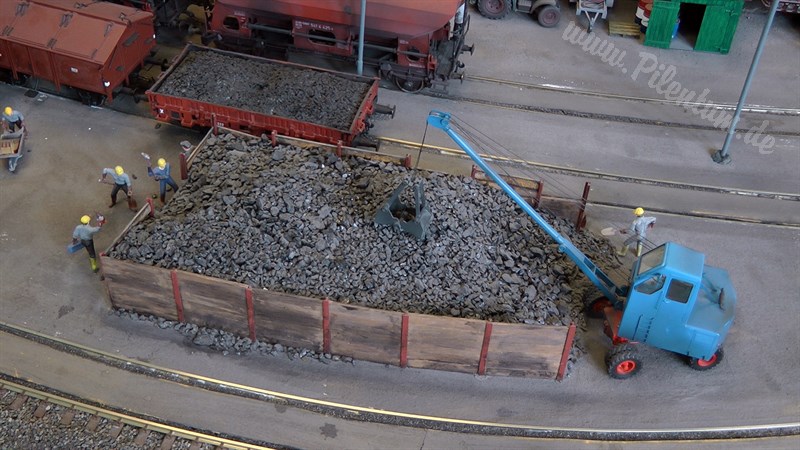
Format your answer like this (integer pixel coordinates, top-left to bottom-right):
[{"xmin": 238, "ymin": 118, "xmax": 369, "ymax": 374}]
[
  {"xmin": 634, "ymin": 274, "xmax": 665, "ymax": 295},
  {"xmin": 666, "ymin": 279, "xmax": 693, "ymax": 303}
]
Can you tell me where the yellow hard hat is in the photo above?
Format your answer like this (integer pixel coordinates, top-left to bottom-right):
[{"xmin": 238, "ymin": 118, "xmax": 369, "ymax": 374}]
[
  {"xmin": 115, "ymin": 165, "xmax": 124, "ymax": 175},
  {"xmin": 634, "ymin": 207, "xmax": 645, "ymax": 216},
  {"xmin": 157, "ymin": 158, "xmax": 166, "ymax": 169},
  {"xmin": 81, "ymin": 215, "xmax": 91, "ymax": 224},
  {"xmin": 3, "ymin": 107, "xmax": 11, "ymax": 116}
]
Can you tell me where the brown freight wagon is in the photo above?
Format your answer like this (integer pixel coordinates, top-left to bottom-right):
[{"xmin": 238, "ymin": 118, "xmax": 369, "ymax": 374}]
[
  {"xmin": 0, "ymin": 0, "xmax": 156, "ymax": 104},
  {"xmin": 146, "ymin": 44, "xmax": 392, "ymax": 147}
]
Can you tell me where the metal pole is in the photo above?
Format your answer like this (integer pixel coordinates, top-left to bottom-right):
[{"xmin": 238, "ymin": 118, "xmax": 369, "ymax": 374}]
[
  {"xmin": 357, "ymin": 0, "xmax": 366, "ymax": 76},
  {"xmin": 712, "ymin": 0, "xmax": 780, "ymax": 165}
]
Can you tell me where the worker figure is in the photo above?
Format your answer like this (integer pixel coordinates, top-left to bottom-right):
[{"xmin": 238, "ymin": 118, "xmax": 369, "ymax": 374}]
[
  {"xmin": 144, "ymin": 155, "xmax": 179, "ymax": 204},
  {"xmin": 618, "ymin": 207, "xmax": 657, "ymax": 257},
  {"xmin": 101, "ymin": 165, "xmax": 133, "ymax": 208},
  {"xmin": 72, "ymin": 215, "xmax": 104, "ymax": 272},
  {"xmin": 2, "ymin": 106, "xmax": 26, "ymax": 135}
]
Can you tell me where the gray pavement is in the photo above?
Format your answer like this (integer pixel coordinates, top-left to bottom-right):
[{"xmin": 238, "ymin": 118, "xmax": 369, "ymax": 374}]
[{"xmin": 1, "ymin": 3, "xmax": 799, "ymax": 447}]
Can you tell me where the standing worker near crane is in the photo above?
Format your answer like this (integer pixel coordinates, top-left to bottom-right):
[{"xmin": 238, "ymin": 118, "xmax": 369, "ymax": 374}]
[
  {"xmin": 72, "ymin": 215, "xmax": 104, "ymax": 272},
  {"xmin": 142, "ymin": 154, "xmax": 179, "ymax": 204},
  {"xmin": 100, "ymin": 165, "xmax": 135, "ymax": 209},
  {"xmin": 2, "ymin": 106, "xmax": 26, "ymax": 135},
  {"xmin": 618, "ymin": 207, "xmax": 657, "ymax": 257}
]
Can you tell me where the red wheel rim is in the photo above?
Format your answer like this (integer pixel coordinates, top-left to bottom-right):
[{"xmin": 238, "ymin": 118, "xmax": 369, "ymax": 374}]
[
  {"xmin": 697, "ymin": 354, "xmax": 717, "ymax": 367},
  {"xmin": 486, "ymin": 0, "xmax": 504, "ymax": 14},
  {"xmin": 616, "ymin": 360, "xmax": 637, "ymax": 374}
]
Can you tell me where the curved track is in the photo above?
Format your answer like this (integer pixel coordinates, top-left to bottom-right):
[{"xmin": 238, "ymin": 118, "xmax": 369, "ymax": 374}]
[{"xmin": 2, "ymin": 322, "xmax": 798, "ymax": 445}]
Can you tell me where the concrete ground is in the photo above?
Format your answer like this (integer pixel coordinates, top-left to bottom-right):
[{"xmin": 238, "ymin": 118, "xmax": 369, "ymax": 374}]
[{"xmin": 0, "ymin": 2, "xmax": 798, "ymax": 447}]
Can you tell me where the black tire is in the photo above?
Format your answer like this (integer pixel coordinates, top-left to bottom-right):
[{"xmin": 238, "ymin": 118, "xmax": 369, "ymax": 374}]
[
  {"xmin": 688, "ymin": 347, "xmax": 724, "ymax": 371},
  {"xmin": 606, "ymin": 344, "xmax": 642, "ymax": 379},
  {"xmin": 477, "ymin": 0, "xmax": 512, "ymax": 20},
  {"xmin": 583, "ymin": 287, "xmax": 610, "ymax": 319},
  {"xmin": 536, "ymin": 5, "xmax": 561, "ymax": 28}
]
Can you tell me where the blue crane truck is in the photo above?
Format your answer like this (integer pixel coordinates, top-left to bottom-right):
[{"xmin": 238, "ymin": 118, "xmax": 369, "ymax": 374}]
[{"xmin": 427, "ymin": 110, "xmax": 736, "ymax": 379}]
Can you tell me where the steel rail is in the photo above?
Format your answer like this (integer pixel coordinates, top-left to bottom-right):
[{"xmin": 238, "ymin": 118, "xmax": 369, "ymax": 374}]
[
  {"xmin": 0, "ymin": 377, "xmax": 278, "ymax": 450},
  {"xmin": 379, "ymin": 137, "xmax": 800, "ymax": 204},
  {"xmin": 465, "ymin": 74, "xmax": 800, "ymax": 116},
  {"xmin": 1, "ymin": 322, "xmax": 798, "ymax": 442}
]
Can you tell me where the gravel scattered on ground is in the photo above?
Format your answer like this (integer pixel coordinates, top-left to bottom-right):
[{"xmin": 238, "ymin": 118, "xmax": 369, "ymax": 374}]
[{"xmin": 154, "ymin": 47, "xmax": 372, "ymax": 131}]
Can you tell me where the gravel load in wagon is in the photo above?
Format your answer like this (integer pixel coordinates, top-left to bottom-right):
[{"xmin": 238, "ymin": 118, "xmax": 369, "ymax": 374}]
[
  {"xmin": 108, "ymin": 133, "xmax": 620, "ymax": 326},
  {"xmin": 151, "ymin": 45, "xmax": 372, "ymax": 131}
]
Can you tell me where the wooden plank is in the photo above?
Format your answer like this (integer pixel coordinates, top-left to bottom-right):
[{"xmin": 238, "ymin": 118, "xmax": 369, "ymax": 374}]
[
  {"xmin": 609, "ymin": 21, "xmax": 642, "ymax": 37},
  {"xmin": 250, "ymin": 289, "xmax": 323, "ymax": 351},
  {"xmin": 177, "ymin": 271, "xmax": 249, "ymax": 336},
  {"xmin": 328, "ymin": 302, "xmax": 402, "ymax": 365},
  {"xmin": 100, "ymin": 257, "xmax": 177, "ymax": 320},
  {"xmin": 406, "ymin": 314, "xmax": 485, "ymax": 373},
  {"xmin": 484, "ymin": 323, "xmax": 569, "ymax": 378}
]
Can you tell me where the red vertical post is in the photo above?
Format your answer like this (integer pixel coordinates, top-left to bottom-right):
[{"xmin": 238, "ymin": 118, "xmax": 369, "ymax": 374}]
[
  {"xmin": 211, "ymin": 113, "xmax": 218, "ymax": 136},
  {"xmin": 322, "ymin": 298, "xmax": 331, "ymax": 354},
  {"xmin": 170, "ymin": 270, "xmax": 184, "ymax": 322},
  {"xmin": 470, "ymin": 164, "xmax": 478, "ymax": 179},
  {"xmin": 336, "ymin": 140, "xmax": 343, "ymax": 157},
  {"xmin": 576, "ymin": 182, "xmax": 590, "ymax": 231},
  {"xmin": 477, "ymin": 321, "xmax": 493, "ymax": 375},
  {"xmin": 245, "ymin": 287, "xmax": 256, "ymax": 341},
  {"xmin": 146, "ymin": 198, "xmax": 155, "ymax": 217},
  {"xmin": 403, "ymin": 154, "xmax": 412, "ymax": 169},
  {"xmin": 399, "ymin": 314, "xmax": 409, "ymax": 368},
  {"xmin": 557, "ymin": 323, "xmax": 577, "ymax": 381},
  {"xmin": 270, "ymin": 130, "xmax": 278, "ymax": 147},
  {"xmin": 179, "ymin": 153, "xmax": 188, "ymax": 181},
  {"xmin": 534, "ymin": 180, "xmax": 544, "ymax": 209}
]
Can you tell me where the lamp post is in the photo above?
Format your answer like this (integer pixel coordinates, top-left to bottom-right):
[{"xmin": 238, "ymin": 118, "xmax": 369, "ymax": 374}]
[
  {"xmin": 357, "ymin": 0, "xmax": 366, "ymax": 76},
  {"xmin": 712, "ymin": 0, "xmax": 780, "ymax": 165}
]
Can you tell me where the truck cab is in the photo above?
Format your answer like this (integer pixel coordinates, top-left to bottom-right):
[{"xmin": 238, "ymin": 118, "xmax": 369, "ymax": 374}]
[{"xmin": 619, "ymin": 243, "xmax": 737, "ymax": 362}]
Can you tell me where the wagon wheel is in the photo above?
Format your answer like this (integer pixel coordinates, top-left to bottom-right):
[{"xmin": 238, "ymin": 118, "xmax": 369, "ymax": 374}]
[
  {"xmin": 536, "ymin": 5, "xmax": 561, "ymax": 28},
  {"xmin": 688, "ymin": 347, "xmax": 724, "ymax": 371},
  {"xmin": 477, "ymin": 0, "xmax": 512, "ymax": 20},
  {"xmin": 393, "ymin": 76, "xmax": 425, "ymax": 93},
  {"xmin": 583, "ymin": 286, "xmax": 610, "ymax": 318},
  {"xmin": 606, "ymin": 344, "xmax": 642, "ymax": 379}
]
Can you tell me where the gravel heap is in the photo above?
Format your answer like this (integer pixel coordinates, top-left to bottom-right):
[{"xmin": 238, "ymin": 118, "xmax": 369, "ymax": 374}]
[
  {"xmin": 109, "ymin": 132, "xmax": 620, "ymax": 328},
  {"xmin": 155, "ymin": 48, "xmax": 371, "ymax": 130}
]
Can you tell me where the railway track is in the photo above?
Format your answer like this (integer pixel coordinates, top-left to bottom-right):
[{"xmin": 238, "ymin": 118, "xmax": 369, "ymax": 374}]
[
  {"xmin": 2, "ymin": 322, "xmax": 798, "ymax": 445},
  {"xmin": 0, "ymin": 378, "xmax": 277, "ymax": 450}
]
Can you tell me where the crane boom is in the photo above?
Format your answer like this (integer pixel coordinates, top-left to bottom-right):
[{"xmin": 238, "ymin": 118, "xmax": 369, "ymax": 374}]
[{"xmin": 426, "ymin": 110, "xmax": 623, "ymax": 302}]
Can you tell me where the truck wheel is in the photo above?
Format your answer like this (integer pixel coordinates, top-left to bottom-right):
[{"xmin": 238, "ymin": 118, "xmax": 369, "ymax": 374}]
[
  {"xmin": 536, "ymin": 5, "xmax": 561, "ymax": 28},
  {"xmin": 478, "ymin": 0, "xmax": 512, "ymax": 20},
  {"xmin": 583, "ymin": 287, "xmax": 610, "ymax": 318},
  {"xmin": 606, "ymin": 344, "xmax": 642, "ymax": 379},
  {"xmin": 688, "ymin": 347, "xmax": 724, "ymax": 371}
]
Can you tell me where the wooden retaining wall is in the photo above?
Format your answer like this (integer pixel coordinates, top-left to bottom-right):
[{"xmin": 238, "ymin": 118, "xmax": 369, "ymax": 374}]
[
  {"xmin": 100, "ymin": 127, "xmax": 576, "ymax": 380},
  {"xmin": 101, "ymin": 256, "xmax": 574, "ymax": 380}
]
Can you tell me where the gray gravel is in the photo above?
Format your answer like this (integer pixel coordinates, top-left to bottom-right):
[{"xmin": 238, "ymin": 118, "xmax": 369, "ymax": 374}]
[
  {"xmin": 0, "ymin": 389, "xmax": 216, "ymax": 450},
  {"xmin": 108, "ymin": 132, "xmax": 621, "ymax": 373},
  {"xmin": 155, "ymin": 47, "xmax": 372, "ymax": 130}
]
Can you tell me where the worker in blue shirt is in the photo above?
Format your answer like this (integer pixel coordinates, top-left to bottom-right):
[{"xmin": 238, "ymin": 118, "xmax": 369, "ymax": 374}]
[
  {"xmin": 145, "ymin": 156, "xmax": 179, "ymax": 204},
  {"xmin": 72, "ymin": 215, "xmax": 104, "ymax": 272},
  {"xmin": 101, "ymin": 165, "xmax": 133, "ymax": 208},
  {"xmin": 2, "ymin": 106, "xmax": 26, "ymax": 134},
  {"xmin": 618, "ymin": 207, "xmax": 657, "ymax": 257}
]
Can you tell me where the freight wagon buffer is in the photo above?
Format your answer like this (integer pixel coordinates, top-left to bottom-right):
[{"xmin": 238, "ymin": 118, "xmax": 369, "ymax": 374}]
[{"xmin": 0, "ymin": 0, "xmax": 156, "ymax": 104}]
